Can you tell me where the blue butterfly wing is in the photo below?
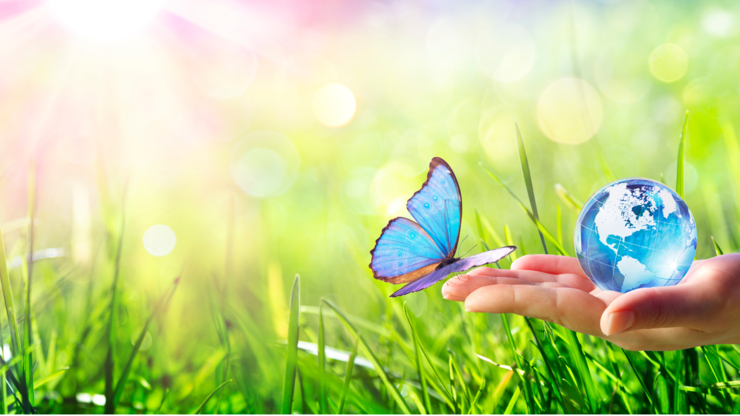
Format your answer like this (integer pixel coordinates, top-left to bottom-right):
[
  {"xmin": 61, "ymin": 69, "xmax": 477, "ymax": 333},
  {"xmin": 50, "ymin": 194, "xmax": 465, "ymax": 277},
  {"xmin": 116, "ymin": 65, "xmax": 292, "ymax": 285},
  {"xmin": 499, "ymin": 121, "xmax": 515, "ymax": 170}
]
[
  {"xmin": 369, "ymin": 217, "xmax": 446, "ymax": 284},
  {"xmin": 390, "ymin": 246, "xmax": 517, "ymax": 297},
  {"xmin": 406, "ymin": 158, "xmax": 462, "ymax": 257}
]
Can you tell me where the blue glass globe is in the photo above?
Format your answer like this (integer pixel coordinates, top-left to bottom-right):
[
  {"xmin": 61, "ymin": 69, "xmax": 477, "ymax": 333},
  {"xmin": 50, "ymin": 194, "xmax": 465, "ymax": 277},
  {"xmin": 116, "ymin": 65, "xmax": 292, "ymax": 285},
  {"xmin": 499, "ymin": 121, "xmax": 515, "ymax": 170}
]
[{"xmin": 574, "ymin": 178, "xmax": 697, "ymax": 293}]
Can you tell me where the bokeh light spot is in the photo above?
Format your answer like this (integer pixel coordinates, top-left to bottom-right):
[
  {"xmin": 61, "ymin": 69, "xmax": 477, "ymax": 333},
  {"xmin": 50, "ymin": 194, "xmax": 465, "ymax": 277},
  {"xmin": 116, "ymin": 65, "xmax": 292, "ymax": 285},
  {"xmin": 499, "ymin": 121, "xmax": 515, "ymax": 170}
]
[
  {"xmin": 233, "ymin": 148, "xmax": 287, "ymax": 197},
  {"xmin": 537, "ymin": 78, "xmax": 603, "ymax": 144},
  {"xmin": 313, "ymin": 84, "xmax": 356, "ymax": 127},
  {"xmin": 371, "ymin": 162, "xmax": 418, "ymax": 216},
  {"xmin": 50, "ymin": 0, "xmax": 161, "ymax": 41},
  {"xmin": 649, "ymin": 44, "xmax": 688, "ymax": 83},
  {"xmin": 131, "ymin": 331, "xmax": 152, "ymax": 351},
  {"xmin": 230, "ymin": 132, "xmax": 300, "ymax": 198},
  {"xmin": 142, "ymin": 225, "xmax": 176, "ymax": 257},
  {"xmin": 406, "ymin": 291, "xmax": 427, "ymax": 317},
  {"xmin": 702, "ymin": 8, "xmax": 733, "ymax": 37}
]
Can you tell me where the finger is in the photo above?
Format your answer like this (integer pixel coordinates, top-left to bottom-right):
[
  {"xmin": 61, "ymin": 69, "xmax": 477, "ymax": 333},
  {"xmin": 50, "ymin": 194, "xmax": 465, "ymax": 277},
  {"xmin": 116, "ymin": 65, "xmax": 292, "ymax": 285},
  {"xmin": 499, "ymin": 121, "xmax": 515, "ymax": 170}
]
[
  {"xmin": 512, "ymin": 255, "xmax": 588, "ymax": 278},
  {"xmin": 455, "ymin": 268, "xmax": 595, "ymax": 293},
  {"xmin": 464, "ymin": 285, "xmax": 607, "ymax": 336},
  {"xmin": 601, "ymin": 266, "xmax": 728, "ymax": 335},
  {"xmin": 442, "ymin": 274, "xmax": 536, "ymax": 301},
  {"xmin": 442, "ymin": 273, "xmax": 577, "ymax": 301}
]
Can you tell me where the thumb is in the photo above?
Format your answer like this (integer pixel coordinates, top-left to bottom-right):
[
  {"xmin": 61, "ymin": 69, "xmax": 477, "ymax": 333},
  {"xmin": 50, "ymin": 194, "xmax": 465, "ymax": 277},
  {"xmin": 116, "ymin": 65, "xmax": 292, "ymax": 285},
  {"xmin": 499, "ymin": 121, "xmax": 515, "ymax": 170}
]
[{"xmin": 600, "ymin": 281, "xmax": 725, "ymax": 336}]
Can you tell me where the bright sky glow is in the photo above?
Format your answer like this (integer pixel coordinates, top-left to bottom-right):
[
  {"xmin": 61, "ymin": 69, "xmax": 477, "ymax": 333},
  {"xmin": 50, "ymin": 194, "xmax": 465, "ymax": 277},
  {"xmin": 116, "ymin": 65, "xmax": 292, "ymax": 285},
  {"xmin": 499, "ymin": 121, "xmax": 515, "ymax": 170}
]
[{"xmin": 50, "ymin": 0, "xmax": 162, "ymax": 41}]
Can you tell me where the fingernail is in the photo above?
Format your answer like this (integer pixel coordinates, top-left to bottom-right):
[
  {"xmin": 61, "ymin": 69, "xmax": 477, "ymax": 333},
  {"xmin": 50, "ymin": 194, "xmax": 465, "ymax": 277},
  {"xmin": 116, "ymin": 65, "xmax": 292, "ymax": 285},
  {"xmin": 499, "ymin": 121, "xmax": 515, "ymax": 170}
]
[
  {"xmin": 464, "ymin": 306, "xmax": 479, "ymax": 312},
  {"xmin": 606, "ymin": 310, "xmax": 635, "ymax": 335}
]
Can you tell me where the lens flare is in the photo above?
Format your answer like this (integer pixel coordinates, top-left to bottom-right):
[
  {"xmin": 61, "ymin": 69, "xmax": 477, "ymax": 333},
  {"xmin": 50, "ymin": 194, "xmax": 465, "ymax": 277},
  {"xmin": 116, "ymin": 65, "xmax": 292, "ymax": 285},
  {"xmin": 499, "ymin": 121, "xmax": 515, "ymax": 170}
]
[
  {"xmin": 50, "ymin": 0, "xmax": 161, "ymax": 41},
  {"xmin": 313, "ymin": 84, "xmax": 356, "ymax": 127},
  {"xmin": 649, "ymin": 44, "xmax": 688, "ymax": 83}
]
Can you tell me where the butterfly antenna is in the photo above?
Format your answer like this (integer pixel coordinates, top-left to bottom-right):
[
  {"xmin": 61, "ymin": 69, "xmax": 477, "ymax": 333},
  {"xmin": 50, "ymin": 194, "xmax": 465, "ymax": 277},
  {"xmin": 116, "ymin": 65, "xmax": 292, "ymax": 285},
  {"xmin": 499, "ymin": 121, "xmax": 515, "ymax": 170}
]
[
  {"xmin": 455, "ymin": 234, "xmax": 470, "ymax": 257},
  {"xmin": 460, "ymin": 238, "xmax": 477, "ymax": 258}
]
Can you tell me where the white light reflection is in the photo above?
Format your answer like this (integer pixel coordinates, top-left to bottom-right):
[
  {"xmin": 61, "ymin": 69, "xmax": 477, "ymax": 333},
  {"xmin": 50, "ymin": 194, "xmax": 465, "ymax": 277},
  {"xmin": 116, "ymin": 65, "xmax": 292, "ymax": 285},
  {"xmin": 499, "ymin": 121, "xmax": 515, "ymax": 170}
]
[{"xmin": 142, "ymin": 225, "xmax": 177, "ymax": 257}]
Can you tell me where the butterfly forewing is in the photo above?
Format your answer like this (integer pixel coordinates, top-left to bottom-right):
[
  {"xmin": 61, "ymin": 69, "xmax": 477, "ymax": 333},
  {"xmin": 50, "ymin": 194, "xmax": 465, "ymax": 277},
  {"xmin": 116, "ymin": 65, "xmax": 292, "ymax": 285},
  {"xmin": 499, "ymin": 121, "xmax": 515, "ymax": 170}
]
[
  {"xmin": 369, "ymin": 217, "xmax": 445, "ymax": 283},
  {"xmin": 406, "ymin": 158, "xmax": 462, "ymax": 258}
]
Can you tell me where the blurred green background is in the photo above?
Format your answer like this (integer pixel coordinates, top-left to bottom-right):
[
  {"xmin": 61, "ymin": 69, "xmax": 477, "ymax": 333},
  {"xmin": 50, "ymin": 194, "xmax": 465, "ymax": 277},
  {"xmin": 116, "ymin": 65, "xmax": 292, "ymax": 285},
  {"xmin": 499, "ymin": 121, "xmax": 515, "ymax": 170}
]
[{"xmin": 1, "ymin": 0, "xmax": 740, "ymax": 413}]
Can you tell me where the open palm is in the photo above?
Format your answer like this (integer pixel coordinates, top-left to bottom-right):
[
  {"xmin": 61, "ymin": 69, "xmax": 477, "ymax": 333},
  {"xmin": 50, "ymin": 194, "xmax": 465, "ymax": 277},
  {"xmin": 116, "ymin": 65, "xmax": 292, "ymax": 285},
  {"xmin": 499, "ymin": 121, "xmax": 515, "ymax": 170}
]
[{"xmin": 442, "ymin": 254, "xmax": 740, "ymax": 351}]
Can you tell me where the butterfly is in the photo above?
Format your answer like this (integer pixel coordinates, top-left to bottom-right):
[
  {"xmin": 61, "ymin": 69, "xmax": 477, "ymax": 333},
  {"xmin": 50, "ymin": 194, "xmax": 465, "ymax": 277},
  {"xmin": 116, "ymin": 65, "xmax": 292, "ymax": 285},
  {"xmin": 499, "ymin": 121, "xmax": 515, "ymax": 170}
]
[{"xmin": 369, "ymin": 157, "xmax": 516, "ymax": 297}]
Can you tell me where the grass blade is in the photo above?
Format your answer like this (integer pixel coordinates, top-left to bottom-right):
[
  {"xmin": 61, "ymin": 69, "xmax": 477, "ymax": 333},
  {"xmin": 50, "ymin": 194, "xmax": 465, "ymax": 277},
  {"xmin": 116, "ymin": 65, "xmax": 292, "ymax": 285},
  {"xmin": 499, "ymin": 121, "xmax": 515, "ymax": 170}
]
[
  {"xmin": 466, "ymin": 379, "xmax": 485, "ymax": 414},
  {"xmin": 318, "ymin": 302, "xmax": 327, "ymax": 414},
  {"xmin": 500, "ymin": 314, "xmax": 533, "ymax": 413},
  {"xmin": 322, "ymin": 299, "xmax": 411, "ymax": 414},
  {"xmin": 337, "ymin": 340, "xmax": 358, "ymax": 414},
  {"xmin": 564, "ymin": 329, "xmax": 596, "ymax": 412},
  {"xmin": 1, "ymin": 372, "xmax": 5, "ymax": 414},
  {"xmin": 596, "ymin": 151, "xmax": 616, "ymax": 182},
  {"xmin": 448, "ymin": 352, "xmax": 472, "ymax": 411},
  {"xmin": 104, "ymin": 175, "xmax": 130, "ymax": 414},
  {"xmin": 654, "ymin": 372, "xmax": 669, "ymax": 413},
  {"xmin": 554, "ymin": 184, "xmax": 583, "ymax": 211},
  {"xmin": 489, "ymin": 370, "xmax": 515, "ymax": 413},
  {"xmin": 672, "ymin": 350, "xmax": 684, "ymax": 414},
  {"xmin": 504, "ymin": 225, "xmax": 518, "ymax": 261},
  {"xmin": 33, "ymin": 367, "xmax": 68, "ymax": 388},
  {"xmin": 622, "ymin": 349, "xmax": 656, "ymax": 412},
  {"xmin": 712, "ymin": 236, "xmax": 724, "ymax": 256},
  {"xmin": 481, "ymin": 162, "xmax": 571, "ymax": 256},
  {"xmin": 112, "ymin": 277, "xmax": 179, "ymax": 408},
  {"xmin": 503, "ymin": 386, "xmax": 521, "ymax": 414},
  {"xmin": 515, "ymin": 121, "xmax": 548, "ymax": 254},
  {"xmin": 23, "ymin": 161, "xmax": 37, "ymax": 412},
  {"xmin": 404, "ymin": 303, "xmax": 430, "ymax": 414},
  {"xmin": 475, "ymin": 209, "xmax": 506, "ymax": 248},
  {"xmin": 556, "ymin": 205, "xmax": 563, "ymax": 246},
  {"xmin": 280, "ymin": 275, "xmax": 301, "ymax": 414},
  {"xmin": 0, "ymin": 224, "xmax": 25, "ymax": 411},
  {"xmin": 676, "ymin": 110, "xmax": 689, "ymax": 198},
  {"xmin": 193, "ymin": 379, "xmax": 232, "ymax": 414},
  {"xmin": 524, "ymin": 318, "xmax": 564, "ymax": 410},
  {"xmin": 701, "ymin": 345, "xmax": 732, "ymax": 409},
  {"xmin": 156, "ymin": 388, "xmax": 169, "ymax": 414}
]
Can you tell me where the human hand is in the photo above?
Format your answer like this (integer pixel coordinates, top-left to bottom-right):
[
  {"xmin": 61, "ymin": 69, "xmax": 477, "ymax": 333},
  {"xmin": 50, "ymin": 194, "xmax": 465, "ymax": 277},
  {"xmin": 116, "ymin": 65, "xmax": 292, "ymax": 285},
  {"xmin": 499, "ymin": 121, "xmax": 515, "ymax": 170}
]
[{"xmin": 441, "ymin": 254, "xmax": 740, "ymax": 351}]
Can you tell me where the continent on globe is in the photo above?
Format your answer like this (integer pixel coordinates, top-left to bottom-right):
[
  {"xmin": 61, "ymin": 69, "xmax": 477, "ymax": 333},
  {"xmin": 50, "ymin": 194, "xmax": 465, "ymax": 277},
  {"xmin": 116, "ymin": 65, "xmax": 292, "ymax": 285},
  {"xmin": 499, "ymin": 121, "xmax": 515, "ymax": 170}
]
[{"xmin": 574, "ymin": 178, "xmax": 697, "ymax": 293}]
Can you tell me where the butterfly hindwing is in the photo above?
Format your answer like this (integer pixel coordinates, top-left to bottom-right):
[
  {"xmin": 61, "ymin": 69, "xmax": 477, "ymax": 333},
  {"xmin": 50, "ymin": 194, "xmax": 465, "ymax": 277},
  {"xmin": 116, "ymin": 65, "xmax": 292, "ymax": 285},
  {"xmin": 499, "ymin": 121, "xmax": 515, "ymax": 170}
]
[
  {"xmin": 369, "ymin": 217, "xmax": 445, "ymax": 284},
  {"xmin": 390, "ymin": 246, "xmax": 517, "ymax": 297},
  {"xmin": 406, "ymin": 158, "xmax": 462, "ymax": 257}
]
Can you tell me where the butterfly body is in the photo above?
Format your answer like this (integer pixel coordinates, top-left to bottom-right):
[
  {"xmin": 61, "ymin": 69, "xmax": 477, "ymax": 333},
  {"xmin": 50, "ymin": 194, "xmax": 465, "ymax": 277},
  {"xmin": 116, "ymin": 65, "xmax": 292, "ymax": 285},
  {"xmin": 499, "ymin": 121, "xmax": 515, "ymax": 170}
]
[
  {"xmin": 436, "ymin": 257, "xmax": 460, "ymax": 269},
  {"xmin": 369, "ymin": 157, "xmax": 516, "ymax": 297}
]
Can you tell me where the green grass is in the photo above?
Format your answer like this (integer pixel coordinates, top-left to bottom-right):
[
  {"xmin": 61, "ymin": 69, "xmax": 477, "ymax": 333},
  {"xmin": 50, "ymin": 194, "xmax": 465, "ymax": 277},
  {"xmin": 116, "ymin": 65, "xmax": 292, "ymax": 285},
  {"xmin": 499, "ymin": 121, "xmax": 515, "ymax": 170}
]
[
  {"xmin": 0, "ymin": 115, "xmax": 740, "ymax": 414},
  {"xmin": 1, "ymin": 112, "xmax": 739, "ymax": 415}
]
